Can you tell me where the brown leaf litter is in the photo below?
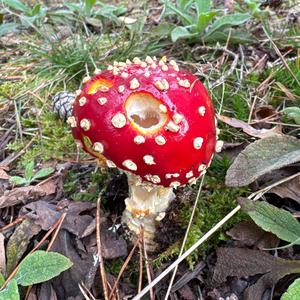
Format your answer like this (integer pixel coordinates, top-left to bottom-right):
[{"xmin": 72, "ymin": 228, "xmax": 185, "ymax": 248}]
[
  {"xmin": 217, "ymin": 114, "xmax": 282, "ymax": 139},
  {"xmin": 0, "ymin": 180, "xmax": 57, "ymax": 208},
  {"xmin": 225, "ymin": 135, "xmax": 300, "ymax": 187},
  {"xmin": 213, "ymin": 247, "xmax": 300, "ymax": 300},
  {"xmin": 227, "ymin": 220, "xmax": 279, "ymax": 250}
]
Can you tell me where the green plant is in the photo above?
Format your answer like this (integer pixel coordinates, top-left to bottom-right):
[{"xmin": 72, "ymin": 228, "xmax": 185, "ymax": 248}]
[
  {"xmin": 9, "ymin": 161, "xmax": 54, "ymax": 186},
  {"xmin": 1, "ymin": 0, "xmax": 126, "ymax": 34},
  {"xmin": 240, "ymin": 198, "xmax": 300, "ymax": 299},
  {"xmin": 284, "ymin": 107, "xmax": 300, "ymax": 125},
  {"xmin": 64, "ymin": 0, "xmax": 127, "ymax": 27},
  {"xmin": 0, "ymin": 250, "xmax": 72, "ymax": 299},
  {"xmin": 235, "ymin": 0, "xmax": 269, "ymax": 19},
  {"xmin": 162, "ymin": 0, "xmax": 253, "ymax": 43}
]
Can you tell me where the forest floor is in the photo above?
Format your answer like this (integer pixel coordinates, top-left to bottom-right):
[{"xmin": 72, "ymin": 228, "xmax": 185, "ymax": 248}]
[{"xmin": 0, "ymin": 0, "xmax": 300, "ymax": 299}]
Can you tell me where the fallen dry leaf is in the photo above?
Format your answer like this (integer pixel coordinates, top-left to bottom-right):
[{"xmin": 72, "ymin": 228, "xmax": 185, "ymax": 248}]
[
  {"xmin": 51, "ymin": 229, "xmax": 94, "ymax": 299},
  {"xmin": 227, "ymin": 220, "xmax": 279, "ymax": 249},
  {"xmin": 39, "ymin": 282, "xmax": 58, "ymax": 300},
  {"xmin": 0, "ymin": 180, "xmax": 57, "ymax": 208},
  {"xmin": 6, "ymin": 219, "xmax": 41, "ymax": 274},
  {"xmin": 101, "ymin": 223, "xmax": 128, "ymax": 259},
  {"xmin": 270, "ymin": 175, "xmax": 300, "ymax": 204},
  {"xmin": 0, "ymin": 169, "xmax": 9, "ymax": 180},
  {"xmin": 213, "ymin": 247, "xmax": 300, "ymax": 300},
  {"xmin": 226, "ymin": 135, "xmax": 300, "ymax": 187},
  {"xmin": 20, "ymin": 201, "xmax": 61, "ymax": 231},
  {"xmin": 217, "ymin": 114, "xmax": 282, "ymax": 138},
  {"xmin": 172, "ymin": 262, "xmax": 205, "ymax": 292}
]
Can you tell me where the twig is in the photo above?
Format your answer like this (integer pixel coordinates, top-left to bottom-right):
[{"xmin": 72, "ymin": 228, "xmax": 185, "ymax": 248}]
[
  {"xmin": 132, "ymin": 171, "xmax": 300, "ymax": 299},
  {"xmin": 248, "ymin": 95, "xmax": 257, "ymax": 124},
  {"xmin": 263, "ymin": 26, "xmax": 300, "ymax": 88},
  {"xmin": 79, "ymin": 282, "xmax": 97, "ymax": 300},
  {"xmin": 164, "ymin": 176, "xmax": 205, "ymax": 300},
  {"xmin": 25, "ymin": 213, "xmax": 67, "ymax": 299},
  {"xmin": 142, "ymin": 228, "xmax": 154, "ymax": 300},
  {"xmin": 31, "ymin": 213, "xmax": 67, "ymax": 253},
  {"xmin": 132, "ymin": 205, "xmax": 241, "ymax": 300},
  {"xmin": 46, "ymin": 213, "xmax": 66, "ymax": 251},
  {"xmin": 1, "ymin": 213, "xmax": 67, "ymax": 291},
  {"xmin": 79, "ymin": 283, "xmax": 93, "ymax": 300},
  {"xmin": 0, "ymin": 216, "xmax": 26, "ymax": 233},
  {"xmin": 0, "ymin": 135, "xmax": 36, "ymax": 167},
  {"xmin": 96, "ymin": 195, "xmax": 109, "ymax": 300},
  {"xmin": 191, "ymin": 45, "xmax": 239, "ymax": 89},
  {"xmin": 138, "ymin": 241, "xmax": 143, "ymax": 295},
  {"xmin": 108, "ymin": 238, "xmax": 140, "ymax": 300}
]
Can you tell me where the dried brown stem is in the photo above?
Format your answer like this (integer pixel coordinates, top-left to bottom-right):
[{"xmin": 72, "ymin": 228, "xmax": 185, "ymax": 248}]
[
  {"xmin": 25, "ymin": 212, "xmax": 67, "ymax": 300},
  {"xmin": 1, "ymin": 212, "xmax": 66, "ymax": 292},
  {"xmin": 142, "ymin": 228, "xmax": 155, "ymax": 300},
  {"xmin": 0, "ymin": 216, "xmax": 26, "ymax": 233},
  {"xmin": 138, "ymin": 241, "xmax": 143, "ymax": 295},
  {"xmin": 96, "ymin": 195, "xmax": 109, "ymax": 300},
  {"xmin": 108, "ymin": 238, "xmax": 140, "ymax": 300}
]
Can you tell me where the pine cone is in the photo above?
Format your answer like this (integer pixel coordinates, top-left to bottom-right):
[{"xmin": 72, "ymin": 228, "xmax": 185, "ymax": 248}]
[{"xmin": 51, "ymin": 91, "xmax": 75, "ymax": 121}]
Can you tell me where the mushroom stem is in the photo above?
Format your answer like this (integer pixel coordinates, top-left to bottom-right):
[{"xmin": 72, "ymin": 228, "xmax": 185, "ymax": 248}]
[{"xmin": 122, "ymin": 173, "xmax": 175, "ymax": 251}]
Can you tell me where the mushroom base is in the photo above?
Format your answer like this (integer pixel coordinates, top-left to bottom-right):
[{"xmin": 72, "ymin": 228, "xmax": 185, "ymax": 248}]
[{"xmin": 122, "ymin": 173, "xmax": 175, "ymax": 251}]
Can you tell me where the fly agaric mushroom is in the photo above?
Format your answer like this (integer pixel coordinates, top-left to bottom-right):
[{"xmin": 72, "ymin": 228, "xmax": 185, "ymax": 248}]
[{"xmin": 68, "ymin": 56, "xmax": 218, "ymax": 250}]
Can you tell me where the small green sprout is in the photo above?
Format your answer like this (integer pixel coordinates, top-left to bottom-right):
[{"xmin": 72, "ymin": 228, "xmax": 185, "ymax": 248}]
[{"xmin": 9, "ymin": 161, "xmax": 54, "ymax": 186}]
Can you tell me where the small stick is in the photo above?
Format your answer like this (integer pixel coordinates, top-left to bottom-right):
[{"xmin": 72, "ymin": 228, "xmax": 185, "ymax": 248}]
[
  {"xmin": 138, "ymin": 241, "xmax": 143, "ymax": 295},
  {"xmin": 25, "ymin": 213, "xmax": 67, "ymax": 299},
  {"xmin": 263, "ymin": 27, "xmax": 300, "ymax": 88},
  {"xmin": 132, "ymin": 171, "xmax": 300, "ymax": 300},
  {"xmin": 0, "ymin": 216, "xmax": 26, "ymax": 233},
  {"xmin": 164, "ymin": 176, "xmax": 205, "ymax": 300},
  {"xmin": 1, "ymin": 213, "xmax": 67, "ymax": 290},
  {"xmin": 248, "ymin": 95, "xmax": 257, "ymax": 124},
  {"xmin": 31, "ymin": 213, "xmax": 67, "ymax": 253},
  {"xmin": 96, "ymin": 195, "xmax": 109, "ymax": 300},
  {"xmin": 108, "ymin": 238, "xmax": 140, "ymax": 300},
  {"xmin": 79, "ymin": 283, "xmax": 93, "ymax": 300},
  {"xmin": 141, "ymin": 228, "xmax": 154, "ymax": 300}
]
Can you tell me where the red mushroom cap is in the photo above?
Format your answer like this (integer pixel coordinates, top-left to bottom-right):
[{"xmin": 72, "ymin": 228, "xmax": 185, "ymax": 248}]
[{"xmin": 69, "ymin": 56, "xmax": 217, "ymax": 188}]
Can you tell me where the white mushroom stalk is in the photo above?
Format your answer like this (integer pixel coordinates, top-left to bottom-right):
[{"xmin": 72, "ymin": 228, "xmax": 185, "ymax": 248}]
[{"xmin": 122, "ymin": 173, "xmax": 175, "ymax": 250}]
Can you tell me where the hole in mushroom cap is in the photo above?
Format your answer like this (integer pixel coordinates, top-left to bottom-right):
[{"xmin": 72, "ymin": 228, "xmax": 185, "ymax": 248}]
[
  {"xmin": 125, "ymin": 92, "xmax": 168, "ymax": 135},
  {"xmin": 87, "ymin": 78, "xmax": 113, "ymax": 94}
]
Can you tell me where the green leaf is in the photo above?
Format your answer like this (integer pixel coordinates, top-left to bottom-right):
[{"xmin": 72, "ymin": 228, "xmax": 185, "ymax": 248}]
[
  {"xmin": 195, "ymin": 0, "xmax": 211, "ymax": 14},
  {"xmin": 239, "ymin": 198, "xmax": 300, "ymax": 245},
  {"xmin": 15, "ymin": 250, "xmax": 73, "ymax": 286},
  {"xmin": 2, "ymin": 0, "xmax": 29, "ymax": 13},
  {"xmin": 165, "ymin": 2, "xmax": 193, "ymax": 25},
  {"xmin": 197, "ymin": 11, "xmax": 218, "ymax": 33},
  {"xmin": 204, "ymin": 28, "xmax": 255, "ymax": 44},
  {"xmin": 177, "ymin": 0, "xmax": 193, "ymax": 11},
  {"xmin": 24, "ymin": 161, "xmax": 34, "ymax": 181},
  {"xmin": 284, "ymin": 107, "xmax": 300, "ymax": 125},
  {"xmin": 85, "ymin": 0, "xmax": 96, "ymax": 15},
  {"xmin": 31, "ymin": 167, "xmax": 54, "ymax": 181},
  {"xmin": 30, "ymin": 4, "xmax": 41, "ymax": 16},
  {"xmin": 0, "ymin": 279, "xmax": 19, "ymax": 300},
  {"xmin": 9, "ymin": 176, "xmax": 28, "ymax": 186},
  {"xmin": 226, "ymin": 135, "xmax": 300, "ymax": 187},
  {"xmin": 282, "ymin": 278, "xmax": 300, "ymax": 300},
  {"xmin": 171, "ymin": 26, "xmax": 195, "ymax": 42},
  {"xmin": 151, "ymin": 23, "xmax": 176, "ymax": 37},
  {"xmin": 0, "ymin": 23, "xmax": 18, "ymax": 37},
  {"xmin": 205, "ymin": 13, "xmax": 251, "ymax": 37}
]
